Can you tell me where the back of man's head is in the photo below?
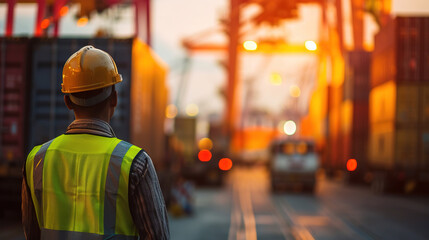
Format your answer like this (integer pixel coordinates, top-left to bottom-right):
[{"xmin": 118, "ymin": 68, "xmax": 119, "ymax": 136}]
[{"xmin": 62, "ymin": 46, "xmax": 121, "ymax": 120}]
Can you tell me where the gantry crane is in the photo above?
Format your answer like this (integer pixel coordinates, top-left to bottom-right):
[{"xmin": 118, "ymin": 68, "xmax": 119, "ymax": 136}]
[{"xmin": 1, "ymin": 0, "xmax": 152, "ymax": 44}]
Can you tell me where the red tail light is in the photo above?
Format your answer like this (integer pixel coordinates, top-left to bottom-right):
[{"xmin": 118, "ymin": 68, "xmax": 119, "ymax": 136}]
[{"xmin": 347, "ymin": 159, "xmax": 357, "ymax": 172}]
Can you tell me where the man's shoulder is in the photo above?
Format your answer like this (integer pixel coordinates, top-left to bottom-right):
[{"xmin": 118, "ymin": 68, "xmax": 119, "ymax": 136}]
[
  {"xmin": 114, "ymin": 139, "xmax": 150, "ymax": 161},
  {"xmin": 115, "ymin": 139, "xmax": 144, "ymax": 151},
  {"xmin": 27, "ymin": 137, "xmax": 57, "ymax": 158}
]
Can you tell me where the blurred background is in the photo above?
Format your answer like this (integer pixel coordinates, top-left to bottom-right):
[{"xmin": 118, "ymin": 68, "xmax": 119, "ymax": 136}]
[{"xmin": 1, "ymin": 0, "xmax": 429, "ymax": 239}]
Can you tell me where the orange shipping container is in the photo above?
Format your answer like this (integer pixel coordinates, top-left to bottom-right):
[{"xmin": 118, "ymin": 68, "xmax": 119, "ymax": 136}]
[
  {"xmin": 369, "ymin": 81, "xmax": 429, "ymax": 171},
  {"xmin": 368, "ymin": 121, "xmax": 395, "ymax": 169},
  {"xmin": 131, "ymin": 39, "xmax": 168, "ymax": 169},
  {"xmin": 369, "ymin": 81, "xmax": 396, "ymax": 125}
]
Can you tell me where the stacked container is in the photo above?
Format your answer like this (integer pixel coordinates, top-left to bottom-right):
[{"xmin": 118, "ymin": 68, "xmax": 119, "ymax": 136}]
[
  {"xmin": 369, "ymin": 17, "xmax": 429, "ymax": 191},
  {"xmin": 0, "ymin": 38, "xmax": 31, "ymax": 211},
  {"xmin": 341, "ymin": 51, "xmax": 371, "ymax": 182},
  {"xmin": 0, "ymin": 38, "xmax": 30, "ymax": 172}
]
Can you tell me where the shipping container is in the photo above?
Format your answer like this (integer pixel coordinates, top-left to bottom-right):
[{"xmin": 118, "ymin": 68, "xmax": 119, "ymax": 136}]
[
  {"xmin": 0, "ymin": 38, "xmax": 31, "ymax": 212},
  {"xmin": 421, "ymin": 85, "xmax": 429, "ymax": 126},
  {"xmin": 422, "ymin": 18, "xmax": 429, "ymax": 81},
  {"xmin": 368, "ymin": 80, "xmax": 429, "ymax": 192},
  {"xmin": 396, "ymin": 84, "xmax": 419, "ymax": 125},
  {"xmin": 0, "ymin": 38, "xmax": 30, "ymax": 171},
  {"xmin": 372, "ymin": 17, "xmax": 429, "ymax": 88},
  {"xmin": 29, "ymin": 38, "xmax": 167, "ymax": 166},
  {"xmin": 369, "ymin": 80, "xmax": 396, "ymax": 125},
  {"xmin": 130, "ymin": 40, "xmax": 168, "ymax": 169},
  {"xmin": 372, "ymin": 18, "xmax": 395, "ymax": 88}
]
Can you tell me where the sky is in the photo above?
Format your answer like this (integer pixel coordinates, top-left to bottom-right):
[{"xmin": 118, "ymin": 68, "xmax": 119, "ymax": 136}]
[{"xmin": 0, "ymin": 0, "xmax": 429, "ymax": 123}]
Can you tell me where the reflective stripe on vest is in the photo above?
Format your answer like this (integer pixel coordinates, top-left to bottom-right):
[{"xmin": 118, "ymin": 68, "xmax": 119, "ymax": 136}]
[{"xmin": 26, "ymin": 134, "xmax": 141, "ymax": 239}]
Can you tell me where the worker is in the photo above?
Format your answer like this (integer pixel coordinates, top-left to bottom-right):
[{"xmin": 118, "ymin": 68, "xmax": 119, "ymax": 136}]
[{"xmin": 21, "ymin": 46, "xmax": 170, "ymax": 240}]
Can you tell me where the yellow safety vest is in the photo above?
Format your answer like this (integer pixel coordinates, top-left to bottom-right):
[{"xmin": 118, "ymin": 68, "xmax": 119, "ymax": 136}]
[{"xmin": 26, "ymin": 134, "xmax": 141, "ymax": 239}]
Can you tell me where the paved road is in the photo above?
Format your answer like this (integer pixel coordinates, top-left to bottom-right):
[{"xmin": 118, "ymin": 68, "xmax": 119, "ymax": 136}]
[
  {"xmin": 2, "ymin": 166, "xmax": 429, "ymax": 240},
  {"xmin": 170, "ymin": 166, "xmax": 429, "ymax": 240}
]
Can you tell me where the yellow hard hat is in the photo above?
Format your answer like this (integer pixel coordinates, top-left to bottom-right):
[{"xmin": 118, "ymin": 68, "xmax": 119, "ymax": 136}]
[{"xmin": 61, "ymin": 45, "xmax": 122, "ymax": 94}]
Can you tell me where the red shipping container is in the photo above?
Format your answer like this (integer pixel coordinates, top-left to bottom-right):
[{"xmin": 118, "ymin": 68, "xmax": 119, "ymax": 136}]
[
  {"xmin": 372, "ymin": 18, "xmax": 395, "ymax": 88},
  {"xmin": 372, "ymin": 17, "xmax": 429, "ymax": 87},
  {"xmin": 396, "ymin": 17, "xmax": 423, "ymax": 82},
  {"xmin": 0, "ymin": 38, "xmax": 29, "ymax": 169},
  {"xmin": 421, "ymin": 18, "xmax": 429, "ymax": 82}
]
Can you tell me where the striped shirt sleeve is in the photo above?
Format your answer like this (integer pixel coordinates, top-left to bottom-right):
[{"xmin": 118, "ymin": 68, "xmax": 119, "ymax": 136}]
[{"xmin": 129, "ymin": 150, "xmax": 170, "ymax": 240}]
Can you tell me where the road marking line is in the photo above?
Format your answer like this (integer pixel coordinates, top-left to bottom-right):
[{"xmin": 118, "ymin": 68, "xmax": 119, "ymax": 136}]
[
  {"xmin": 228, "ymin": 182, "xmax": 241, "ymax": 240},
  {"xmin": 278, "ymin": 199, "xmax": 315, "ymax": 240},
  {"xmin": 239, "ymin": 185, "xmax": 257, "ymax": 240},
  {"xmin": 272, "ymin": 198, "xmax": 295, "ymax": 239}
]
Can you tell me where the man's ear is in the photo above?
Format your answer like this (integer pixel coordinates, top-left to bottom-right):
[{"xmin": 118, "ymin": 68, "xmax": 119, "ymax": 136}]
[
  {"xmin": 110, "ymin": 90, "xmax": 118, "ymax": 108},
  {"xmin": 64, "ymin": 95, "xmax": 74, "ymax": 110}
]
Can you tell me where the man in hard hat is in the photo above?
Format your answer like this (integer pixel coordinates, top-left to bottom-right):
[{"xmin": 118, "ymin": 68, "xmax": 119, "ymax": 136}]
[{"xmin": 21, "ymin": 46, "xmax": 170, "ymax": 240}]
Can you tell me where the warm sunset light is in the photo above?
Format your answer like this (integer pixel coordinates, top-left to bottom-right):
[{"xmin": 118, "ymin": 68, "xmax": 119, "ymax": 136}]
[
  {"xmin": 347, "ymin": 159, "xmax": 358, "ymax": 172},
  {"xmin": 198, "ymin": 150, "xmax": 212, "ymax": 162},
  {"xmin": 243, "ymin": 40, "xmax": 258, "ymax": 51},
  {"xmin": 219, "ymin": 158, "xmax": 233, "ymax": 171},
  {"xmin": 77, "ymin": 17, "xmax": 89, "ymax": 27}
]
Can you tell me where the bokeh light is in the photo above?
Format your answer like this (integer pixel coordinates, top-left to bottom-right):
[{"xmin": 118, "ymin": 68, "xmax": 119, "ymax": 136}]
[
  {"xmin": 283, "ymin": 120, "xmax": 297, "ymax": 136},
  {"xmin": 186, "ymin": 104, "xmax": 199, "ymax": 117},
  {"xmin": 243, "ymin": 40, "xmax": 258, "ymax": 51},
  {"xmin": 219, "ymin": 158, "xmax": 233, "ymax": 171},
  {"xmin": 289, "ymin": 85, "xmax": 301, "ymax": 97},
  {"xmin": 60, "ymin": 6, "xmax": 69, "ymax": 17},
  {"xmin": 41, "ymin": 18, "xmax": 50, "ymax": 29},
  {"xmin": 347, "ymin": 159, "xmax": 358, "ymax": 172},
  {"xmin": 270, "ymin": 73, "xmax": 282, "ymax": 85},
  {"xmin": 198, "ymin": 150, "xmax": 212, "ymax": 162},
  {"xmin": 77, "ymin": 17, "xmax": 89, "ymax": 27},
  {"xmin": 198, "ymin": 138, "xmax": 213, "ymax": 150},
  {"xmin": 166, "ymin": 104, "xmax": 178, "ymax": 119},
  {"xmin": 305, "ymin": 40, "xmax": 317, "ymax": 51}
]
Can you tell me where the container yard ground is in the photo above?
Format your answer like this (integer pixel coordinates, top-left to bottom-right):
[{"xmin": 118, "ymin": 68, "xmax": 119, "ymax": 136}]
[{"xmin": 168, "ymin": 166, "xmax": 429, "ymax": 240}]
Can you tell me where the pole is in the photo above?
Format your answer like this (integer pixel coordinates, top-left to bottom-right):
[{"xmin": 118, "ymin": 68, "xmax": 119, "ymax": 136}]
[
  {"xmin": 53, "ymin": 0, "xmax": 67, "ymax": 37},
  {"xmin": 145, "ymin": 0, "xmax": 151, "ymax": 47},
  {"xmin": 135, "ymin": 0, "xmax": 151, "ymax": 45},
  {"xmin": 335, "ymin": 0, "xmax": 344, "ymax": 52},
  {"xmin": 226, "ymin": 0, "xmax": 240, "ymax": 138},
  {"xmin": 6, "ymin": 0, "xmax": 16, "ymax": 36},
  {"xmin": 34, "ymin": 0, "xmax": 46, "ymax": 37},
  {"xmin": 351, "ymin": 0, "xmax": 364, "ymax": 50}
]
